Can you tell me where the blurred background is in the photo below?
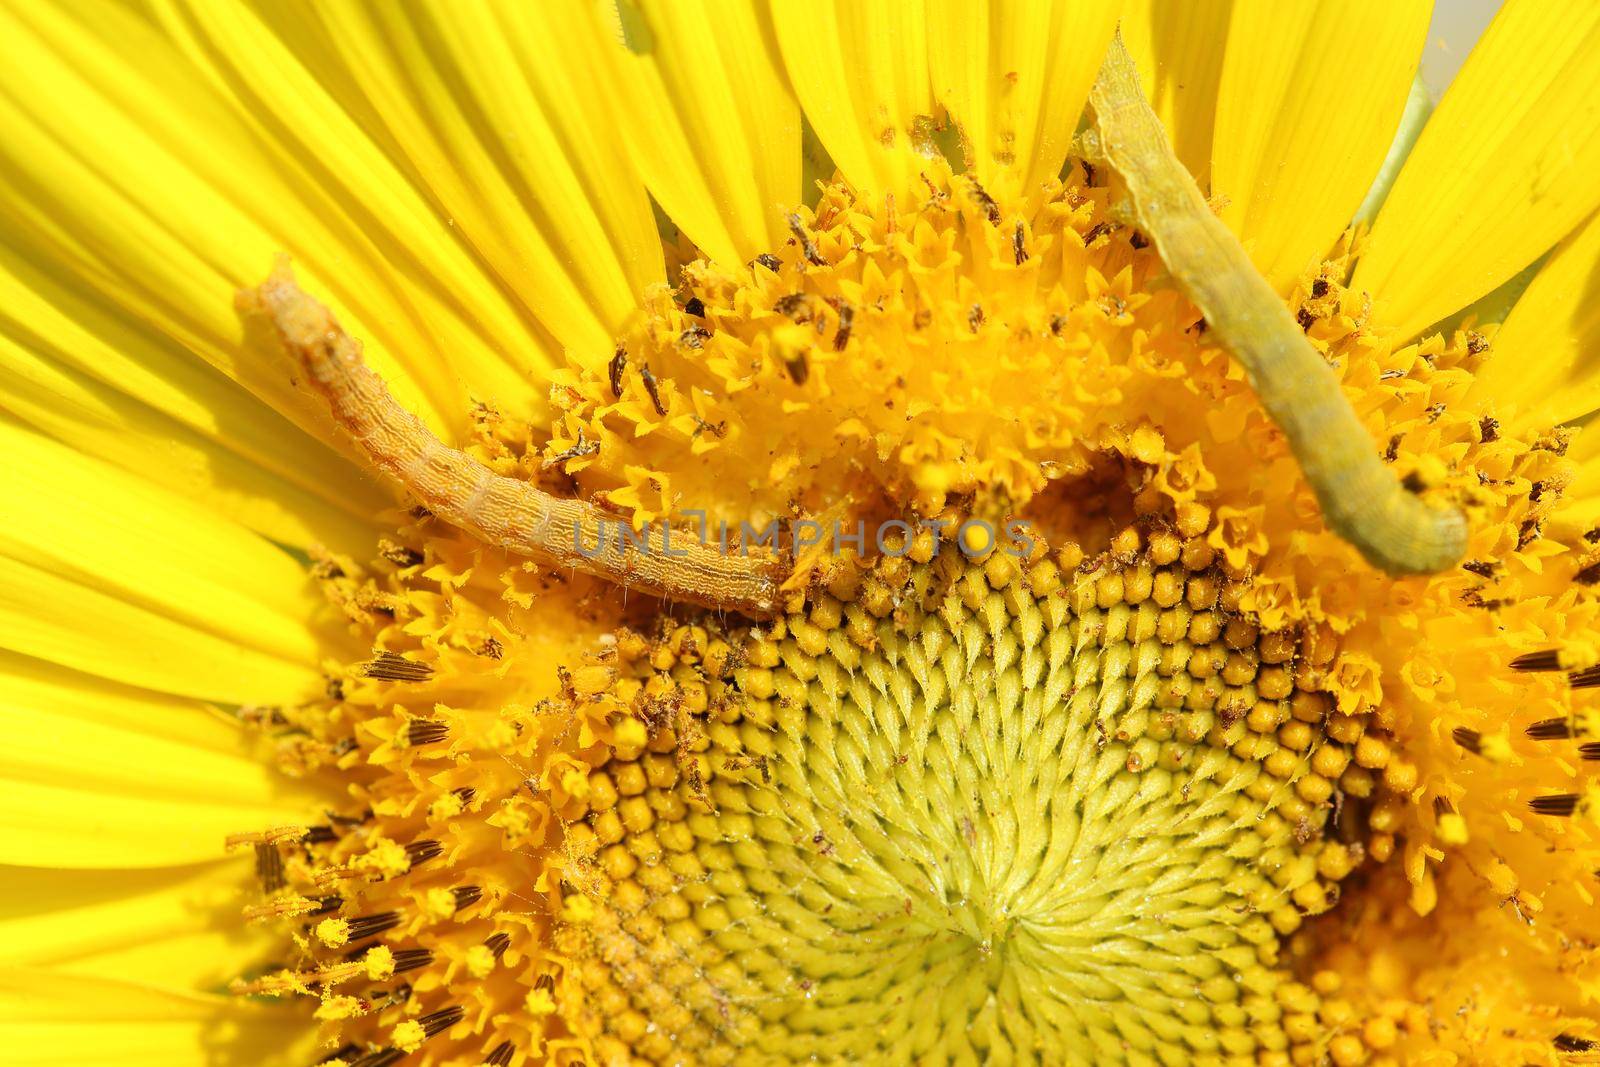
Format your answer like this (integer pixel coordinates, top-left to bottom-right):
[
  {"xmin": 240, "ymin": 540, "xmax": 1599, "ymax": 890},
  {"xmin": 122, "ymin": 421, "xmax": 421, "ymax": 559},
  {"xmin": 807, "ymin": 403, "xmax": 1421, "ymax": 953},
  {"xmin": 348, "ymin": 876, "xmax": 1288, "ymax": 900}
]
[{"xmin": 1422, "ymin": 0, "xmax": 1502, "ymax": 97}]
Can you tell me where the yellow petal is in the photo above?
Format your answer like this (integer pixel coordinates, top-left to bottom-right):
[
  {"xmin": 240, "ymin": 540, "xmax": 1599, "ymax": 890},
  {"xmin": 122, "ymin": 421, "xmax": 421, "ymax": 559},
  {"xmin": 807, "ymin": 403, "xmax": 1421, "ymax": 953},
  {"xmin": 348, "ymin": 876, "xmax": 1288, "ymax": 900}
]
[
  {"xmin": 772, "ymin": 0, "xmax": 936, "ymax": 202},
  {"xmin": 1211, "ymin": 1, "xmax": 1430, "ymax": 292},
  {"xmin": 0, "ymin": 968, "xmax": 309, "ymax": 1067},
  {"xmin": 0, "ymin": 422, "xmax": 326, "ymax": 702},
  {"xmin": 1353, "ymin": 0, "xmax": 1600, "ymax": 340},
  {"xmin": 1, "ymin": 648, "xmax": 286, "ymax": 753},
  {"xmin": 0, "ymin": 861, "xmax": 278, "ymax": 989},
  {"xmin": 927, "ymin": 0, "xmax": 1122, "ymax": 192},
  {"xmin": 0, "ymin": 248, "xmax": 386, "ymax": 555},
  {"xmin": 252, "ymin": 0, "xmax": 663, "ymax": 364},
  {"xmin": 600, "ymin": 0, "xmax": 803, "ymax": 265},
  {"xmin": 1475, "ymin": 208, "xmax": 1600, "ymax": 428},
  {"xmin": 0, "ymin": 0, "xmax": 534, "ymax": 442},
  {"xmin": 0, "ymin": 559, "xmax": 321, "ymax": 709},
  {"xmin": 1119, "ymin": 0, "xmax": 1233, "ymax": 186},
  {"xmin": 0, "ymin": 651, "xmax": 321, "ymax": 869}
]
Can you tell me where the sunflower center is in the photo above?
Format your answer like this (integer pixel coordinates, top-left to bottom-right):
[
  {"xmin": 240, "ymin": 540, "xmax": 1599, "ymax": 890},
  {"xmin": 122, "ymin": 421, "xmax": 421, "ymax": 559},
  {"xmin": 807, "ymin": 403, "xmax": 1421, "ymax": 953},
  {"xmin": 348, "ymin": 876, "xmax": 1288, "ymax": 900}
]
[
  {"xmin": 557, "ymin": 540, "xmax": 1352, "ymax": 1065},
  {"xmin": 240, "ymin": 152, "xmax": 1538, "ymax": 1066}
]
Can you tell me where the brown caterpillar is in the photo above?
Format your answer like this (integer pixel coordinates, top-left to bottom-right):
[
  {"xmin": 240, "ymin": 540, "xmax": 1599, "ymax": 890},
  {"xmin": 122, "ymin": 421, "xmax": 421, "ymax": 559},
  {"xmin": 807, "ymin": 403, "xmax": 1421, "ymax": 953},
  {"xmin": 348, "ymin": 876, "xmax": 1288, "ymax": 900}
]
[
  {"xmin": 243, "ymin": 262, "xmax": 784, "ymax": 617},
  {"xmin": 1088, "ymin": 35, "xmax": 1467, "ymax": 576}
]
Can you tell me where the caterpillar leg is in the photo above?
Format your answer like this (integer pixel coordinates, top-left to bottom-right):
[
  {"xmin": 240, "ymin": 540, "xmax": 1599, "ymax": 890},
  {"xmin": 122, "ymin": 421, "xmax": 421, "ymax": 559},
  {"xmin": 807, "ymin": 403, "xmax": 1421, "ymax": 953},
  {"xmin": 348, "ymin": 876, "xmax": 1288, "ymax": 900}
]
[{"xmin": 241, "ymin": 261, "xmax": 784, "ymax": 617}]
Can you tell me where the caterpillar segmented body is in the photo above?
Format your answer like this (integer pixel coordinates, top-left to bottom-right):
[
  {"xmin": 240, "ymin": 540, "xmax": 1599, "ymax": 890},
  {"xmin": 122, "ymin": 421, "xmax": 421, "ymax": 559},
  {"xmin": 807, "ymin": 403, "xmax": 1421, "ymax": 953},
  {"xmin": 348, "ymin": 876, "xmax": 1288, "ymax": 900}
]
[
  {"xmin": 243, "ymin": 263, "xmax": 784, "ymax": 618},
  {"xmin": 1088, "ymin": 35, "xmax": 1467, "ymax": 576}
]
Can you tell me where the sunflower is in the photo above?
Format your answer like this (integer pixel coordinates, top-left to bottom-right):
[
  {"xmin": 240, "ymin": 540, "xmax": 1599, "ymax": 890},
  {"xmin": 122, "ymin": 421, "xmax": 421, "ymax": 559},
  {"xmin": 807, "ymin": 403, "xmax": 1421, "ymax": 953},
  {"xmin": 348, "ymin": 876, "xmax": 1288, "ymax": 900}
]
[{"xmin": 5, "ymin": 0, "xmax": 1600, "ymax": 1064}]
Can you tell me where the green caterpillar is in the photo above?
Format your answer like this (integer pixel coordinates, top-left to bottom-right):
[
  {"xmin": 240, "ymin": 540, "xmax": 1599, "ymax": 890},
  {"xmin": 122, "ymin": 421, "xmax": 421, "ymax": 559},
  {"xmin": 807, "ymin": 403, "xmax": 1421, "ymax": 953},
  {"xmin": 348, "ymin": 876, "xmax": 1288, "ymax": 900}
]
[{"xmin": 1088, "ymin": 34, "xmax": 1466, "ymax": 576}]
